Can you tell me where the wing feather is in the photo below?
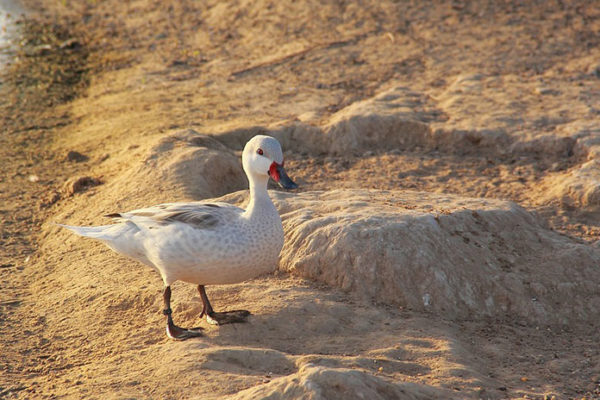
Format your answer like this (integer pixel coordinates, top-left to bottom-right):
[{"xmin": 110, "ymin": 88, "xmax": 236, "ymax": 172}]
[{"xmin": 104, "ymin": 202, "xmax": 240, "ymax": 230}]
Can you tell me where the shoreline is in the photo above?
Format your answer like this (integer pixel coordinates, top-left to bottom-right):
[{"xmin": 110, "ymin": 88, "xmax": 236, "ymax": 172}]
[{"xmin": 0, "ymin": 0, "xmax": 25, "ymax": 67}]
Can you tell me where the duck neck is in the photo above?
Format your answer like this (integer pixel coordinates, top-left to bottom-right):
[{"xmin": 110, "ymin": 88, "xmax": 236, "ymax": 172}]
[{"xmin": 246, "ymin": 174, "xmax": 275, "ymax": 218}]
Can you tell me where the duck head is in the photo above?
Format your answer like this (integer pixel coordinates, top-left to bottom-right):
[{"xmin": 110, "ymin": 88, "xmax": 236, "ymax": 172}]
[{"xmin": 242, "ymin": 135, "xmax": 298, "ymax": 189}]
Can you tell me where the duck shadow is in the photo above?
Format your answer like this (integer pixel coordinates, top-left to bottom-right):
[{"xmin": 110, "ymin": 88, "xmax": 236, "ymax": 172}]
[{"xmin": 207, "ymin": 279, "xmax": 427, "ymax": 356}]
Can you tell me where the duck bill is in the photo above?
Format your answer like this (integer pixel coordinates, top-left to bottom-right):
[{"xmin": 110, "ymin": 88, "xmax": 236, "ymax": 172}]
[{"xmin": 269, "ymin": 162, "xmax": 298, "ymax": 189}]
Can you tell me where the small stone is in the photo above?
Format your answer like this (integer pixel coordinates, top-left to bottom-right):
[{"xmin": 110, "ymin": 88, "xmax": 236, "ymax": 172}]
[
  {"xmin": 58, "ymin": 38, "xmax": 80, "ymax": 50},
  {"xmin": 65, "ymin": 151, "xmax": 88, "ymax": 162},
  {"xmin": 63, "ymin": 176, "xmax": 102, "ymax": 196},
  {"xmin": 535, "ymin": 87, "xmax": 560, "ymax": 96},
  {"xmin": 27, "ymin": 44, "xmax": 52, "ymax": 56},
  {"xmin": 28, "ymin": 175, "xmax": 40, "ymax": 182}
]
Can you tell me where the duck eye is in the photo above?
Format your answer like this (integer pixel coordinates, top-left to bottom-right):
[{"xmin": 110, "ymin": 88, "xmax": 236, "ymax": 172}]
[{"xmin": 257, "ymin": 148, "xmax": 263, "ymax": 155}]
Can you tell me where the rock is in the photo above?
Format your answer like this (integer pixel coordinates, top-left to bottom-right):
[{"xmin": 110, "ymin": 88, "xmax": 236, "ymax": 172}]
[
  {"xmin": 63, "ymin": 176, "xmax": 102, "ymax": 196},
  {"xmin": 571, "ymin": 126, "xmax": 600, "ymax": 161},
  {"xmin": 58, "ymin": 38, "xmax": 81, "ymax": 50},
  {"xmin": 65, "ymin": 150, "xmax": 89, "ymax": 163},
  {"xmin": 113, "ymin": 129, "xmax": 246, "ymax": 200},
  {"xmin": 213, "ymin": 84, "xmax": 514, "ymax": 157},
  {"xmin": 510, "ymin": 135, "xmax": 575, "ymax": 157},
  {"xmin": 230, "ymin": 365, "xmax": 453, "ymax": 400},
  {"xmin": 316, "ymin": 86, "xmax": 435, "ymax": 155},
  {"xmin": 534, "ymin": 87, "xmax": 561, "ymax": 96},
  {"xmin": 220, "ymin": 189, "xmax": 600, "ymax": 324},
  {"xmin": 26, "ymin": 44, "xmax": 52, "ymax": 56},
  {"xmin": 540, "ymin": 160, "xmax": 600, "ymax": 208}
]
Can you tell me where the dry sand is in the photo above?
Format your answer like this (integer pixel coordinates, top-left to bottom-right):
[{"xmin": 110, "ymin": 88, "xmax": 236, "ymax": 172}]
[{"xmin": 1, "ymin": 1, "xmax": 600, "ymax": 399}]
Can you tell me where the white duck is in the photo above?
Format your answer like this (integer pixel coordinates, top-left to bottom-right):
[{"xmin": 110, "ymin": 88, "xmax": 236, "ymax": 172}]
[{"xmin": 59, "ymin": 135, "xmax": 297, "ymax": 340}]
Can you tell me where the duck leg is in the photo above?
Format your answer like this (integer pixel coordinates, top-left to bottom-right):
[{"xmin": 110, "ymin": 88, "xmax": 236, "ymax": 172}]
[
  {"xmin": 198, "ymin": 285, "xmax": 250, "ymax": 325},
  {"xmin": 162, "ymin": 286, "xmax": 203, "ymax": 340}
]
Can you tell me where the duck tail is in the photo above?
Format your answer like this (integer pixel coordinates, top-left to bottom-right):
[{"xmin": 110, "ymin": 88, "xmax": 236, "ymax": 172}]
[{"xmin": 55, "ymin": 223, "xmax": 116, "ymax": 240}]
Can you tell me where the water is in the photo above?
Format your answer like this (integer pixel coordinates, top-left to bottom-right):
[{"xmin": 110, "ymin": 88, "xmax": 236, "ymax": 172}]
[{"xmin": 0, "ymin": 0, "xmax": 24, "ymax": 69}]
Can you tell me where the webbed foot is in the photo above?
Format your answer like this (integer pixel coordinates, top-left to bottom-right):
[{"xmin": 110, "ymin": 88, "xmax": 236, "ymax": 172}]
[
  {"xmin": 166, "ymin": 324, "xmax": 203, "ymax": 340},
  {"xmin": 198, "ymin": 285, "xmax": 251, "ymax": 325},
  {"xmin": 205, "ymin": 310, "xmax": 251, "ymax": 325}
]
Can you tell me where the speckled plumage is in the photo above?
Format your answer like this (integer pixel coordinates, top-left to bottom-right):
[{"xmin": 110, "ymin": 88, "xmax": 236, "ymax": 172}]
[{"xmin": 60, "ymin": 135, "xmax": 288, "ymax": 287}]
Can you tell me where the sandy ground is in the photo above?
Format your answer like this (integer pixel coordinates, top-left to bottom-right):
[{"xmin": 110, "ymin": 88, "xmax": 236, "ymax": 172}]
[{"xmin": 1, "ymin": 0, "xmax": 600, "ymax": 399}]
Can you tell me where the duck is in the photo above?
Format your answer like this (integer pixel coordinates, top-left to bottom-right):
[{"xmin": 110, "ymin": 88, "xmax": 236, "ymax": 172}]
[{"xmin": 59, "ymin": 135, "xmax": 297, "ymax": 340}]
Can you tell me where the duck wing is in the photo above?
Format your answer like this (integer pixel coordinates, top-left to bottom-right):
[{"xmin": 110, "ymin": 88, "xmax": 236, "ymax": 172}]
[
  {"xmin": 104, "ymin": 202, "xmax": 246, "ymax": 279},
  {"xmin": 105, "ymin": 202, "xmax": 242, "ymax": 230}
]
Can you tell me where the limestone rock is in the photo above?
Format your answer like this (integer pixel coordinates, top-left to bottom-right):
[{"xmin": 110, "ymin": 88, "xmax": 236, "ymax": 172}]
[
  {"xmin": 222, "ymin": 189, "xmax": 600, "ymax": 325},
  {"xmin": 229, "ymin": 365, "xmax": 452, "ymax": 400},
  {"xmin": 540, "ymin": 159, "xmax": 600, "ymax": 208},
  {"xmin": 111, "ymin": 129, "xmax": 247, "ymax": 201}
]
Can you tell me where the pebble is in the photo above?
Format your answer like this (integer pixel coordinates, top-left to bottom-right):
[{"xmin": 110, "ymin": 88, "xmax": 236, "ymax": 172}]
[
  {"xmin": 63, "ymin": 176, "xmax": 102, "ymax": 196},
  {"xmin": 65, "ymin": 150, "xmax": 88, "ymax": 162},
  {"xmin": 58, "ymin": 38, "xmax": 81, "ymax": 49},
  {"xmin": 535, "ymin": 87, "xmax": 560, "ymax": 96}
]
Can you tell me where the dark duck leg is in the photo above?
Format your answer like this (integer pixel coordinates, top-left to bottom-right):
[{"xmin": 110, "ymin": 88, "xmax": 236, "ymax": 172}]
[
  {"xmin": 163, "ymin": 286, "xmax": 203, "ymax": 340},
  {"xmin": 198, "ymin": 285, "xmax": 250, "ymax": 325}
]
